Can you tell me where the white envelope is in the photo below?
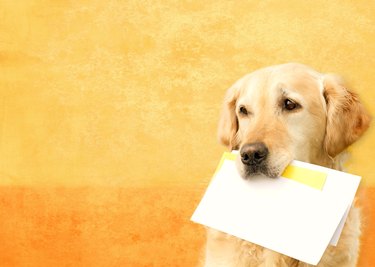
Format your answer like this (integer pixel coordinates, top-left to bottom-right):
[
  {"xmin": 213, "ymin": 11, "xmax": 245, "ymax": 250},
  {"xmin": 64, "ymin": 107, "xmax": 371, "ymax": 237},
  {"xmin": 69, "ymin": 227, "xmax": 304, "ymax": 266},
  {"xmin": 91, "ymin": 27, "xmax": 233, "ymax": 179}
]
[{"xmin": 191, "ymin": 156, "xmax": 360, "ymax": 265}]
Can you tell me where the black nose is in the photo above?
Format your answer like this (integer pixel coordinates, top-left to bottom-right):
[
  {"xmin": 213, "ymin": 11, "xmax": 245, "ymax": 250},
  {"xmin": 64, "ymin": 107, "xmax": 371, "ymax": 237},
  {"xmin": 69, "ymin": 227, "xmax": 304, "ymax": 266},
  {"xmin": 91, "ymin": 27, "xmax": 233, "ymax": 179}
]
[{"xmin": 240, "ymin": 142, "xmax": 269, "ymax": 165}]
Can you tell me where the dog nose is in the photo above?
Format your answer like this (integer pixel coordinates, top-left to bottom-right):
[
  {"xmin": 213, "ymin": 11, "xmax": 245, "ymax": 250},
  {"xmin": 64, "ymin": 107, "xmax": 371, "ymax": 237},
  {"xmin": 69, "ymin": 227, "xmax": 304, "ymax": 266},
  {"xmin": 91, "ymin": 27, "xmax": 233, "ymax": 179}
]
[{"xmin": 240, "ymin": 142, "xmax": 269, "ymax": 165}]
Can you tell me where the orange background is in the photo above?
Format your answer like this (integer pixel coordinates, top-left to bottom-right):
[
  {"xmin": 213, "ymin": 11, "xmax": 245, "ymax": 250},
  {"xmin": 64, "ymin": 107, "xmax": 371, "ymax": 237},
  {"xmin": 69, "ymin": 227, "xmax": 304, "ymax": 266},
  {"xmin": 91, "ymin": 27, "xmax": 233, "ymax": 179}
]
[{"xmin": 0, "ymin": 0, "xmax": 374, "ymax": 266}]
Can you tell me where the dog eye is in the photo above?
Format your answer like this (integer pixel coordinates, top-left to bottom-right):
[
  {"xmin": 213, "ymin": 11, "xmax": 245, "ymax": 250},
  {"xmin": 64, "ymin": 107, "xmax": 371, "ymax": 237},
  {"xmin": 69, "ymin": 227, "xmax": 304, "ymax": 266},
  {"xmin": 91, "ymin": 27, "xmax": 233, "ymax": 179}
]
[
  {"xmin": 239, "ymin": 106, "xmax": 248, "ymax": 115},
  {"xmin": 283, "ymin": 99, "xmax": 299, "ymax": 111}
]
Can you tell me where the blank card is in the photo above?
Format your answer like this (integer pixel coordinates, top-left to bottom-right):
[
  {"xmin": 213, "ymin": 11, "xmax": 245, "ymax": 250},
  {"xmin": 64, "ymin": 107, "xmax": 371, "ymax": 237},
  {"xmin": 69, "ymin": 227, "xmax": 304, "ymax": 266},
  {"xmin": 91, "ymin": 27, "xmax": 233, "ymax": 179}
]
[{"xmin": 191, "ymin": 152, "xmax": 360, "ymax": 265}]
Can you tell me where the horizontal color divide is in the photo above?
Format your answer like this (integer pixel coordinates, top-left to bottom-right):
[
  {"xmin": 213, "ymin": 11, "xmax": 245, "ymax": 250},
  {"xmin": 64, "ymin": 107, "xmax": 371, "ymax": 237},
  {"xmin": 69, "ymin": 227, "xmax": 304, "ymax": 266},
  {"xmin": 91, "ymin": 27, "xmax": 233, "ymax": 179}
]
[{"xmin": 0, "ymin": 186, "xmax": 374, "ymax": 266}]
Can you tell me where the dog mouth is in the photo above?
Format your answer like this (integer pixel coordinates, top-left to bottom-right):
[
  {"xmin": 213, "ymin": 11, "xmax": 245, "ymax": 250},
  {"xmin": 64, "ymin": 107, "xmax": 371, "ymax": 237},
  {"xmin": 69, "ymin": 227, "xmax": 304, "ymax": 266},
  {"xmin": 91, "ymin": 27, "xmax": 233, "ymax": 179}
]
[{"xmin": 240, "ymin": 162, "xmax": 281, "ymax": 179}]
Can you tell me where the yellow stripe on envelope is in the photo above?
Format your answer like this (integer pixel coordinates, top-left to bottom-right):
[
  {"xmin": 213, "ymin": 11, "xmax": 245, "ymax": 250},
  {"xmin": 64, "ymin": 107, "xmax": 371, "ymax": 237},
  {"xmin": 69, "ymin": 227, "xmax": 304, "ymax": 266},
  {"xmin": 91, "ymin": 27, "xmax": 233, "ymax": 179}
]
[
  {"xmin": 214, "ymin": 152, "xmax": 237, "ymax": 175},
  {"xmin": 215, "ymin": 152, "xmax": 327, "ymax": 190},
  {"xmin": 281, "ymin": 165, "xmax": 326, "ymax": 190}
]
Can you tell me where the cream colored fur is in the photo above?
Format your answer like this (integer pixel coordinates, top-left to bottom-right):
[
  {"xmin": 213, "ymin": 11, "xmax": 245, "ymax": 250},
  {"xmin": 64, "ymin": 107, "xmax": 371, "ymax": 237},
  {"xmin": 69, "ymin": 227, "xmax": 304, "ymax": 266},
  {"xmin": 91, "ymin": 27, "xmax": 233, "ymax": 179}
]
[{"xmin": 203, "ymin": 63, "xmax": 371, "ymax": 267}]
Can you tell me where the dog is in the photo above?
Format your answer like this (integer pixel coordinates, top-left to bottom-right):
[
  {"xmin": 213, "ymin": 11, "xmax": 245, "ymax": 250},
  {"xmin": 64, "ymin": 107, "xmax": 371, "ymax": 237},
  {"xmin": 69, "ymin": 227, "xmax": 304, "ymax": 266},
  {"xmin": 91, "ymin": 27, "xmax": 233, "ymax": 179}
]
[{"xmin": 203, "ymin": 63, "xmax": 371, "ymax": 267}]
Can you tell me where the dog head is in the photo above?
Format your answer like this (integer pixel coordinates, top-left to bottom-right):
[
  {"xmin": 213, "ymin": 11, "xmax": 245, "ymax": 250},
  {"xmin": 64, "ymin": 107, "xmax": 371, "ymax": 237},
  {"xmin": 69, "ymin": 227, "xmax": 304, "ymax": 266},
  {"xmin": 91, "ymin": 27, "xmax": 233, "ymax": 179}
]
[{"xmin": 218, "ymin": 63, "xmax": 371, "ymax": 179}]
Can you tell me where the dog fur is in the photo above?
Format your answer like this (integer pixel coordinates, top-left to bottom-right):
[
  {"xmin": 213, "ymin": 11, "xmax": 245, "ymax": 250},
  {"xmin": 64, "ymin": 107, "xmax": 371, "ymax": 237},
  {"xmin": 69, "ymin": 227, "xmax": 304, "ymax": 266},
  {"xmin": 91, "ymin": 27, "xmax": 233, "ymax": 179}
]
[{"xmin": 203, "ymin": 63, "xmax": 371, "ymax": 267}]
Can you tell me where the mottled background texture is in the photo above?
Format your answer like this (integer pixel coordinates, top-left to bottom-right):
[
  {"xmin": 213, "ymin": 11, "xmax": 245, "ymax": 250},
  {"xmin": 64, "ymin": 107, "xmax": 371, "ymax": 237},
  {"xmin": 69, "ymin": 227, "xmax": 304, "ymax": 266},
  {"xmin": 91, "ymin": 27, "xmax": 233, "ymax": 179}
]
[{"xmin": 0, "ymin": 0, "xmax": 374, "ymax": 266}]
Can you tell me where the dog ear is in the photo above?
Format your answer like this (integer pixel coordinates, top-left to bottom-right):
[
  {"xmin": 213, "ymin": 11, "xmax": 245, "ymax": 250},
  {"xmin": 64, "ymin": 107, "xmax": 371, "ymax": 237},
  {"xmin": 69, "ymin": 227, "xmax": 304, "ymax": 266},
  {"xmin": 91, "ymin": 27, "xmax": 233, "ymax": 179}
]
[
  {"xmin": 217, "ymin": 83, "xmax": 240, "ymax": 149},
  {"xmin": 323, "ymin": 74, "xmax": 371, "ymax": 157}
]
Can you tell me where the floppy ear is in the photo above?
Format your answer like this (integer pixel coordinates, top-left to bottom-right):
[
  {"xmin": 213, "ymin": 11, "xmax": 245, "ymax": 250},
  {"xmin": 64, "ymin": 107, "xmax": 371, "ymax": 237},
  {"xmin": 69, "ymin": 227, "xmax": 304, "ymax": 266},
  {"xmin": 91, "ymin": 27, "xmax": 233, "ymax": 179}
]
[
  {"xmin": 323, "ymin": 74, "xmax": 371, "ymax": 157},
  {"xmin": 217, "ymin": 83, "xmax": 240, "ymax": 149}
]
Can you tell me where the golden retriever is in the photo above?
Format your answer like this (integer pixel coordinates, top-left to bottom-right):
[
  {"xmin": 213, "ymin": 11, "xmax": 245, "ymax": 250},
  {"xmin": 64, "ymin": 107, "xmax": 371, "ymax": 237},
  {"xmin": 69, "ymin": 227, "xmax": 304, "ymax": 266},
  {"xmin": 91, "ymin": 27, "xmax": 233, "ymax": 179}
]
[{"xmin": 203, "ymin": 63, "xmax": 371, "ymax": 267}]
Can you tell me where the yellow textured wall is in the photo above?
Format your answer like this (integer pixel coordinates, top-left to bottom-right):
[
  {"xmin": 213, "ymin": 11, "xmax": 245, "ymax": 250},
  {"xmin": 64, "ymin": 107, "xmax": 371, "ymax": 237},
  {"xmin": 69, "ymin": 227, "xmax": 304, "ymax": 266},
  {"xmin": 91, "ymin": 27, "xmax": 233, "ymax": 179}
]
[
  {"xmin": 0, "ymin": 1, "xmax": 375, "ymax": 266},
  {"xmin": 0, "ymin": 0, "xmax": 374, "ymax": 187}
]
